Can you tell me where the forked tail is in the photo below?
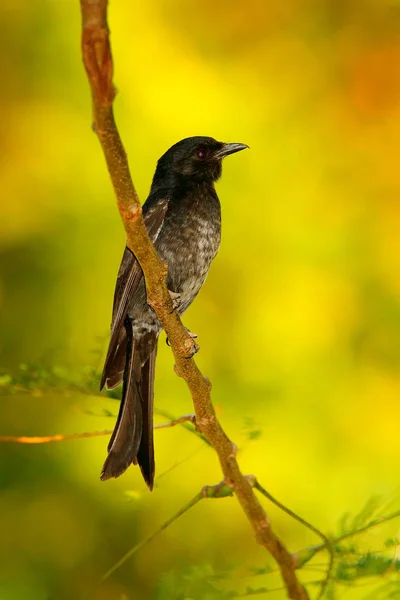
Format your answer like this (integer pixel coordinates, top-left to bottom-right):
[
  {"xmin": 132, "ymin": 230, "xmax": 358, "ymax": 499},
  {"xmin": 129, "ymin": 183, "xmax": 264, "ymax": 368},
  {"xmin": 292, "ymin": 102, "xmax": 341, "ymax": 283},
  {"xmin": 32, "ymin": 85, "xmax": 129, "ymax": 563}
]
[{"xmin": 101, "ymin": 318, "xmax": 157, "ymax": 490}]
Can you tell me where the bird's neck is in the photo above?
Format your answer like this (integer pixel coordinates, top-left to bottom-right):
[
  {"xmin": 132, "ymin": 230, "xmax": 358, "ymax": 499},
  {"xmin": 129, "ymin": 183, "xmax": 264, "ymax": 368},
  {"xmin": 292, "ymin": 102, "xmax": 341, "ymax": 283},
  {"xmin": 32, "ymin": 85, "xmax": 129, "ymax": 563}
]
[{"xmin": 150, "ymin": 172, "xmax": 216, "ymax": 198}]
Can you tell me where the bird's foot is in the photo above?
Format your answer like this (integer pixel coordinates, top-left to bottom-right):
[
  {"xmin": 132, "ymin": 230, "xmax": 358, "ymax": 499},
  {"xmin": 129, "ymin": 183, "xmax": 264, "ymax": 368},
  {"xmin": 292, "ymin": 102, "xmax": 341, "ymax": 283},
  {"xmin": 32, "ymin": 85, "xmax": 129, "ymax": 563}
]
[
  {"xmin": 184, "ymin": 337, "xmax": 200, "ymax": 358},
  {"xmin": 186, "ymin": 328, "xmax": 198, "ymax": 339},
  {"xmin": 185, "ymin": 328, "xmax": 199, "ymax": 357},
  {"xmin": 168, "ymin": 289, "xmax": 181, "ymax": 313},
  {"xmin": 166, "ymin": 327, "xmax": 199, "ymax": 350}
]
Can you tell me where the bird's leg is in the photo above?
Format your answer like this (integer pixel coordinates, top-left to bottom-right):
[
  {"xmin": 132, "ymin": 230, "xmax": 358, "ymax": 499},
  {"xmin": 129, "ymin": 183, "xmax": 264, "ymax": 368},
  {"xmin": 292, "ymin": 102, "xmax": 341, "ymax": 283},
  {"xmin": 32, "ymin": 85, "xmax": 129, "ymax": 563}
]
[
  {"xmin": 168, "ymin": 289, "xmax": 181, "ymax": 313},
  {"xmin": 165, "ymin": 291, "xmax": 200, "ymax": 356}
]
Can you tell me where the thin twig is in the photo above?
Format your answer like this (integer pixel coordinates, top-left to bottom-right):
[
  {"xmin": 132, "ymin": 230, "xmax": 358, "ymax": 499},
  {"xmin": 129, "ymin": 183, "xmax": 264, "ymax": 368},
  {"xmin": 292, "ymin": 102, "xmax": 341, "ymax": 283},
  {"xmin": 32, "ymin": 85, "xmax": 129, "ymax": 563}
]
[
  {"xmin": 0, "ymin": 431, "xmax": 112, "ymax": 444},
  {"xmin": 101, "ymin": 481, "xmax": 234, "ymax": 582},
  {"xmin": 251, "ymin": 478, "xmax": 334, "ymax": 598},
  {"xmin": 100, "ymin": 492, "xmax": 202, "ymax": 582},
  {"xmin": 154, "ymin": 413, "xmax": 196, "ymax": 429},
  {"xmin": 294, "ymin": 509, "xmax": 400, "ymax": 569},
  {"xmin": 0, "ymin": 415, "xmax": 198, "ymax": 444},
  {"xmin": 155, "ymin": 409, "xmax": 210, "ymax": 445},
  {"xmin": 79, "ymin": 2, "xmax": 309, "ymax": 598},
  {"xmin": 333, "ymin": 509, "xmax": 400, "ymax": 544},
  {"xmin": 232, "ymin": 582, "xmax": 323, "ymax": 598}
]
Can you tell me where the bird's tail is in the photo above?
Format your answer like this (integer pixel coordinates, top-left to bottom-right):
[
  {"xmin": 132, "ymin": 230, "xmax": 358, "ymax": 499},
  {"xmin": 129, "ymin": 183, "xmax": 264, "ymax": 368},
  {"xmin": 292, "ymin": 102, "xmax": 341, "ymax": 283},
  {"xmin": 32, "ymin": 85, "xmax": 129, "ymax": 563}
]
[{"xmin": 100, "ymin": 319, "xmax": 157, "ymax": 490}]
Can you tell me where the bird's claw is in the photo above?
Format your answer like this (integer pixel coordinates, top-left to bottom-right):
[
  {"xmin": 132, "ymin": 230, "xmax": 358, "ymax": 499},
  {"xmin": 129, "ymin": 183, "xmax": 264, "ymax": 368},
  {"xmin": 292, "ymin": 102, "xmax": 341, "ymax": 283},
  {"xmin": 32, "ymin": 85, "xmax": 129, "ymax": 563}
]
[
  {"xmin": 185, "ymin": 338, "xmax": 200, "ymax": 358},
  {"xmin": 185, "ymin": 327, "xmax": 200, "ymax": 358},
  {"xmin": 186, "ymin": 328, "xmax": 198, "ymax": 339},
  {"xmin": 166, "ymin": 334, "xmax": 200, "ymax": 358},
  {"xmin": 166, "ymin": 327, "xmax": 198, "ymax": 347},
  {"xmin": 166, "ymin": 337, "xmax": 199, "ymax": 356}
]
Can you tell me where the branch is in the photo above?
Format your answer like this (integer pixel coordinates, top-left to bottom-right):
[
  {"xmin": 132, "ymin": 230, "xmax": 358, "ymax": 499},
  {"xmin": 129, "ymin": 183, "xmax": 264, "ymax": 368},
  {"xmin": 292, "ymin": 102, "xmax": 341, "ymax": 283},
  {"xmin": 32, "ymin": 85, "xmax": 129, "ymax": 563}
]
[
  {"xmin": 0, "ymin": 414, "xmax": 200, "ymax": 444},
  {"xmin": 155, "ymin": 409, "xmax": 210, "ymax": 445},
  {"xmin": 232, "ymin": 582, "xmax": 323, "ymax": 598},
  {"xmin": 101, "ymin": 481, "xmax": 234, "ymax": 582},
  {"xmin": 101, "ymin": 481, "xmax": 400, "ymax": 591},
  {"xmin": 155, "ymin": 413, "xmax": 196, "ymax": 428},
  {"xmin": 252, "ymin": 478, "xmax": 333, "ymax": 599},
  {"xmin": 0, "ymin": 431, "xmax": 112, "ymax": 444},
  {"xmin": 79, "ymin": 2, "xmax": 309, "ymax": 598}
]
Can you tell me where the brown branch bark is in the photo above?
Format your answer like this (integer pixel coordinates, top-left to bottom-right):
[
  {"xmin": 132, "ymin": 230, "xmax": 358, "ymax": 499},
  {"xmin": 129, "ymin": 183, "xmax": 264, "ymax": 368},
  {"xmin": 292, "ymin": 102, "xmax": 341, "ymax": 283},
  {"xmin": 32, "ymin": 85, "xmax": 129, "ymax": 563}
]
[{"xmin": 79, "ymin": 2, "xmax": 309, "ymax": 598}]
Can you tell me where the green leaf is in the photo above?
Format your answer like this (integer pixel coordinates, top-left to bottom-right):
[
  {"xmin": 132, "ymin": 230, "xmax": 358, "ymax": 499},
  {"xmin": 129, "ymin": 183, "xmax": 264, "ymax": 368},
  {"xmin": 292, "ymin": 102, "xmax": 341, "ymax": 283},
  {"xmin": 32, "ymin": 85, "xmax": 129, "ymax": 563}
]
[{"xmin": 385, "ymin": 537, "xmax": 400, "ymax": 548}]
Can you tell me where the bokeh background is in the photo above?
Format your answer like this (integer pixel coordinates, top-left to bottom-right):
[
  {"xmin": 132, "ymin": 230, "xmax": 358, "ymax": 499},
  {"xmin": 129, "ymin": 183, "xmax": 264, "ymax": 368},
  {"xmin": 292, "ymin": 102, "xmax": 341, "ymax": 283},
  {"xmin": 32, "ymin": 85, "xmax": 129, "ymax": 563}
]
[{"xmin": 1, "ymin": 1, "xmax": 400, "ymax": 599}]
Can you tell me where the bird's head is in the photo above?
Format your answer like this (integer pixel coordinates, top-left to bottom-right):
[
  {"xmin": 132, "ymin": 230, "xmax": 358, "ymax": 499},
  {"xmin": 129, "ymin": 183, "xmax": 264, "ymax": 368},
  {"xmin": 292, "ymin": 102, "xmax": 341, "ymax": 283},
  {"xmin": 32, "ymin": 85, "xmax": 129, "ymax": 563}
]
[{"xmin": 153, "ymin": 136, "xmax": 248, "ymax": 188}]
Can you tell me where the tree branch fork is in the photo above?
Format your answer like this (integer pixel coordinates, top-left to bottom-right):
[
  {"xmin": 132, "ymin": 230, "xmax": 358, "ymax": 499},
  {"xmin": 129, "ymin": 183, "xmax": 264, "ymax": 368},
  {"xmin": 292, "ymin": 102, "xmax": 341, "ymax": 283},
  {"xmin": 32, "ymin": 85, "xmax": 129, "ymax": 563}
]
[{"xmin": 79, "ymin": 1, "xmax": 309, "ymax": 598}]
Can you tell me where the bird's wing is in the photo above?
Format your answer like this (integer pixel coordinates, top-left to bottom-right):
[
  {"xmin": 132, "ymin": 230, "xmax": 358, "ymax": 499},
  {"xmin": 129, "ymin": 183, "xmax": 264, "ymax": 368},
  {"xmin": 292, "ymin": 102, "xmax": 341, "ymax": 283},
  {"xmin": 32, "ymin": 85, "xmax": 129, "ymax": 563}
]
[{"xmin": 100, "ymin": 196, "xmax": 169, "ymax": 390}]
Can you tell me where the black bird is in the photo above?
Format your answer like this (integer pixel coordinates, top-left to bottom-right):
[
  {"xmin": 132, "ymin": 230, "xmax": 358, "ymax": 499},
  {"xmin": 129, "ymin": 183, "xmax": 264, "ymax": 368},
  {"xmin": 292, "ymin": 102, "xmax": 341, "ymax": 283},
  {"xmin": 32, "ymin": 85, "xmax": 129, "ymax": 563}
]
[{"xmin": 100, "ymin": 136, "xmax": 248, "ymax": 489}]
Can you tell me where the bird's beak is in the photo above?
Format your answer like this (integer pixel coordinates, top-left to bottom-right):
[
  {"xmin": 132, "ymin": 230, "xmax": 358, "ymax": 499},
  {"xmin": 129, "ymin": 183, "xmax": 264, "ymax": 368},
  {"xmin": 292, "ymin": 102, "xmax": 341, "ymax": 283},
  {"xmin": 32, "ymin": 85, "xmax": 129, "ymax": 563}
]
[{"xmin": 215, "ymin": 142, "xmax": 249, "ymax": 159}]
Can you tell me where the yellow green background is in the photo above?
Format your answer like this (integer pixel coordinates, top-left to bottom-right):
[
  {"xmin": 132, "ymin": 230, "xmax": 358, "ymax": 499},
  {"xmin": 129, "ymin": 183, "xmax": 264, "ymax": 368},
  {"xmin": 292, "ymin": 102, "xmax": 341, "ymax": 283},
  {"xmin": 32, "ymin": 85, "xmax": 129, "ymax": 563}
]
[{"xmin": 1, "ymin": 1, "xmax": 400, "ymax": 599}]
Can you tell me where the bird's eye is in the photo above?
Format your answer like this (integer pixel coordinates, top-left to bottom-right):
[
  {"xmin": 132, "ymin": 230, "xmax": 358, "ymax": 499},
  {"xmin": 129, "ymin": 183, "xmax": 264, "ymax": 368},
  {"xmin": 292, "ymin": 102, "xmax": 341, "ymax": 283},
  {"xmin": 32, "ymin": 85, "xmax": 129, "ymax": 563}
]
[{"xmin": 196, "ymin": 149, "xmax": 207, "ymax": 160}]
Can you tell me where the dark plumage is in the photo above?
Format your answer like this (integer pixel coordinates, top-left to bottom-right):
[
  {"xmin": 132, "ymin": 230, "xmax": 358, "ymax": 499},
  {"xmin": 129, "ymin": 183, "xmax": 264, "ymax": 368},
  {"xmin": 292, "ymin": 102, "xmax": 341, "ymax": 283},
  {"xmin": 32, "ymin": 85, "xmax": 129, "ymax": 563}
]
[{"xmin": 100, "ymin": 136, "xmax": 248, "ymax": 489}]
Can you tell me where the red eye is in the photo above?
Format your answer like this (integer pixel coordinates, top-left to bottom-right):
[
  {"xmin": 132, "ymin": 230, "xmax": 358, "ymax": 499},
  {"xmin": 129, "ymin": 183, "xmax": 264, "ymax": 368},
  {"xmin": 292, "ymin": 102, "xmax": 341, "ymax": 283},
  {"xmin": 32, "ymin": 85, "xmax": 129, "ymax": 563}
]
[{"xmin": 196, "ymin": 149, "xmax": 207, "ymax": 160}]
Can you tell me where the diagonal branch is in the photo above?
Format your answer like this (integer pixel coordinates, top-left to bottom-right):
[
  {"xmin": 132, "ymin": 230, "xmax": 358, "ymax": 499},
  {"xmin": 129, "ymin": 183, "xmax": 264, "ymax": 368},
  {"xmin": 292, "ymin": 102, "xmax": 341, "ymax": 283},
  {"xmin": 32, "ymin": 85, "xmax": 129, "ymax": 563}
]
[
  {"xmin": 101, "ymin": 480, "xmax": 234, "ymax": 582},
  {"xmin": 0, "ymin": 413, "xmax": 203, "ymax": 445},
  {"xmin": 100, "ymin": 491, "xmax": 204, "ymax": 583},
  {"xmin": 79, "ymin": 2, "xmax": 309, "ymax": 598},
  {"xmin": 251, "ymin": 478, "xmax": 333, "ymax": 599}
]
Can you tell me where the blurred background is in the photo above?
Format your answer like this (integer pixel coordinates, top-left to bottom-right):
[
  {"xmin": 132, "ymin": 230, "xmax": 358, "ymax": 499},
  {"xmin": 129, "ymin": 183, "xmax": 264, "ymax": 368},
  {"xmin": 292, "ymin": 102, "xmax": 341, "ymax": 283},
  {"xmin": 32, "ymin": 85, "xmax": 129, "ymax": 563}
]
[{"xmin": 1, "ymin": 0, "xmax": 400, "ymax": 598}]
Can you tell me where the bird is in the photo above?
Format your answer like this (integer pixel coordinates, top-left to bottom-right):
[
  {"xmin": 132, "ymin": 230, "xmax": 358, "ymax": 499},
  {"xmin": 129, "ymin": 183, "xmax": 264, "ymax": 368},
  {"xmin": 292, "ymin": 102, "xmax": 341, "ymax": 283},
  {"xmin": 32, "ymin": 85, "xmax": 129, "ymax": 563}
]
[{"xmin": 100, "ymin": 136, "xmax": 248, "ymax": 490}]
